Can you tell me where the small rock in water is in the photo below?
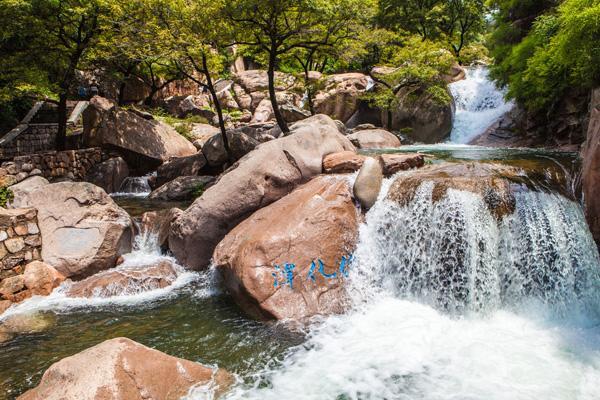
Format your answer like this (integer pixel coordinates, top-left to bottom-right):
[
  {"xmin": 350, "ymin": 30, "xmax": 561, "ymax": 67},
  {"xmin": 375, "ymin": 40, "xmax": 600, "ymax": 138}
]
[
  {"xmin": 16, "ymin": 337, "xmax": 233, "ymax": 400},
  {"xmin": 353, "ymin": 157, "xmax": 383, "ymax": 210},
  {"xmin": 65, "ymin": 260, "xmax": 178, "ymax": 298}
]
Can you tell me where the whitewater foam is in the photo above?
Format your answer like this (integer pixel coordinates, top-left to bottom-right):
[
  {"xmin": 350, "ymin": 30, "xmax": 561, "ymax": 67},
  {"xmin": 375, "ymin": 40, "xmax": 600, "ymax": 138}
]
[{"xmin": 449, "ymin": 67, "xmax": 514, "ymax": 144}]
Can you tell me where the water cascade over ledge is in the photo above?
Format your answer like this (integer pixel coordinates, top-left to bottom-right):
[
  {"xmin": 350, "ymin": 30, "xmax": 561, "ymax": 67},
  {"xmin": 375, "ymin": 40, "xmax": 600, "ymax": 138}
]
[{"xmin": 221, "ymin": 175, "xmax": 600, "ymax": 400}]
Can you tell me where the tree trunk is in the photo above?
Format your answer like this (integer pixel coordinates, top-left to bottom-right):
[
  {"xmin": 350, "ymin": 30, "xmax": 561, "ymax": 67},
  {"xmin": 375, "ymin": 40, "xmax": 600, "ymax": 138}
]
[
  {"xmin": 144, "ymin": 86, "xmax": 159, "ymax": 106},
  {"xmin": 304, "ymin": 67, "xmax": 315, "ymax": 115},
  {"xmin": 56, "ymin": 92, "xmax": 68, "ymax": 151},
  {"xmin": 117, "ymin": 81, "xmax": 127, "ymax": 106},
  {"xmin": 268, "ymin": 50, "xmax": 289, "ymax": 133},
  {"xmin": 202, "ymin": 54, "xmax": 230, "ymax": 158}
]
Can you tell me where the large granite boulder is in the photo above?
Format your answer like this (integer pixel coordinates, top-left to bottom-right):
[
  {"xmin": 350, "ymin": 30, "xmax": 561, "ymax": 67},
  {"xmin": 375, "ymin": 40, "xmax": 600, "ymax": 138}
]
[
  {"xmin": 20, "ymin": 182, "xmax": 133, "ymax": 279},
  {"xmin": 154, "ymin": 152, "xmax": 207, "ymax": 188},
  {"xmin": 314, "ymin": 73, "xmax": 371, "ymax": 123},
  {"xmin": 17, "ymin": 337, "xmax": 232, "ymax": 400},
  {"xmin": 7, "ymin": 176, "xmax": 49, "ymax": 208},
  {"xmin": 214, "ymin": 176, "xmax": 358, "ymax": 321},
  {"xmin": 83, "ymin": 96, "xmax": 196, "ymax": 171},
  {"xmin": 202, "ymin": 130, "xmax": 260, "ymax": 167},
  {"xmin": 387, "ymin": 162, "xmax": 517, "ymax": 220},
  {"xmin": 583, "ymin": 88, "xmax": 600, "ymax": 246},
  {"xmin": 65, "ymin": 260, "xmax": 178, "ymax": 298},
  {"xmin": 169, "ymin": 114, "xmax": 355, "ymax": 270},
  {"xmin": 149, "ymin": 176, "xmax": 215, "ymax": 201},
  {"xmin": 84, "ymin": 157, "xmax": 129, "ymax": 194},
  {"xmin": 382, "ymin": 86, "xmax": 455, "ymax": 143},
  {"xmin": 347, "ymin": 128, "xmax": 401, "ymax": 149}
]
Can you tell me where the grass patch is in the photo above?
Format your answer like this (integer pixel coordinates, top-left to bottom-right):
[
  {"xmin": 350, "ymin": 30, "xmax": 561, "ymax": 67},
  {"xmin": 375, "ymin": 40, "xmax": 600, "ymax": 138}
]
[{"xmin": 0, "ymin": 186, "xmax": 14, "ymax": 207}]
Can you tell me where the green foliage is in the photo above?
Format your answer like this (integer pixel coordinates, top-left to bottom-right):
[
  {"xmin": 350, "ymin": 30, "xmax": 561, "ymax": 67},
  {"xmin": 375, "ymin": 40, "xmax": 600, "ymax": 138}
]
[
  {"xmin": 0, "ymin": 187, "xmax": 14, "ymax": 208},
  {"xmin": 191, "ymin": 183, "xmax": 205, "ymax": 199},
  {"xmin": 488, "ymin": 0, "xmax": 600, "ymax": 111},
  {"xmin": 364, "ymin": 36, "xmax": 454, "ymax": 113},
  {"xmin": 153, "ymin": 109, "xmax": 208, "ymax": 142}
]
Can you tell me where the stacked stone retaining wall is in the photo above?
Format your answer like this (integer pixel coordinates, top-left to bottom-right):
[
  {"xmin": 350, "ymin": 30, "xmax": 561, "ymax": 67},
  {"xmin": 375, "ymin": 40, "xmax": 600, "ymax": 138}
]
[{"xmin": 0, "ymin": 148, "xmax": 104, "ymax": 185}]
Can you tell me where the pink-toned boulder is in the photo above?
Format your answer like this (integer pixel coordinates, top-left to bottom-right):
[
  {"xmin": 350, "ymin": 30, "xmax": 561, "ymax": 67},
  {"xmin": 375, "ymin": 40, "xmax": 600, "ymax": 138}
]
[
  {"xmin": 380, "ymin": 153, "xmax": 425, "ymax": 175},
  {"xmin": 22, "ymin": 261, "xmax": 65, "ymax": 296},
  {"xmin": 18, "ymin": 337, "xmax": 233, "ymax": 400},
  {"xmin": 323, "ymin": 151, "xmax": 366, "ymax": 173},
  {"xmin": 66, "ymin": 261, "xmax": 178, "ymax": 298},
  {"xmin": 583, "ymin": 88, "xmax": 600, "ymax": 246},
  {"xmin": 169, "ymin": 114, "xmax": 355, "ymax": 270},
  {"xmin": 83, "ymin": 96, "xmax": 196, "ymax": 170},
  {"xmin": 214, "ymin": 176, "xmax": 359, "ymax": 321}
]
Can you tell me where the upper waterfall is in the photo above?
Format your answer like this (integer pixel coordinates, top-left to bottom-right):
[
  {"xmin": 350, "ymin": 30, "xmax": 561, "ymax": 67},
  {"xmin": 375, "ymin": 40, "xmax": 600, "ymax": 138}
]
[{"xmin": 448, "ymin": 66, "xmax": 514, "ymax": 144}]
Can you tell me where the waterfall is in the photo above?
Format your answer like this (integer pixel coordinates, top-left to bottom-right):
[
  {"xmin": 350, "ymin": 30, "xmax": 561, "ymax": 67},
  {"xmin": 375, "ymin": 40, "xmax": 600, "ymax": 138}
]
[
  {"xmin": 222, "ymin": 182, "xmax": 600, "ymax": 400},
  {"xmin": 448, "ymin": 67, "xmax": 514, "ymax": 144},
  {"xmin": 113, "ymin": 173, "xmax": 154, "ymax": 196},
  {"xmin": 350, "ymin": 182, "xmax": 600, "ymax": 314}
]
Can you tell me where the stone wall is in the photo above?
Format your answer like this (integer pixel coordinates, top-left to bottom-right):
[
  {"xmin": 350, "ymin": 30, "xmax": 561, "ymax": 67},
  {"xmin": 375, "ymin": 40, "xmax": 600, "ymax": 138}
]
[
  {"xmin": 0, "ymin": 124, "xmax": 58, "ymax": 160},
  {"xmin": 0, "ymin": 208, "xmax": 41, "ymax": 284},
  {"xmin": 0, "ymin": 148, "xmax": 104, "ymax": 185}
]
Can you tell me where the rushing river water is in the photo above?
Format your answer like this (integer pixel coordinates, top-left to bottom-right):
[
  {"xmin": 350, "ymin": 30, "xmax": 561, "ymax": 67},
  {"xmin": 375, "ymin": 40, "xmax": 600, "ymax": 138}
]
[{"xmin": 1, "ymin": 67, "xmax": 599, "ymax": 400}]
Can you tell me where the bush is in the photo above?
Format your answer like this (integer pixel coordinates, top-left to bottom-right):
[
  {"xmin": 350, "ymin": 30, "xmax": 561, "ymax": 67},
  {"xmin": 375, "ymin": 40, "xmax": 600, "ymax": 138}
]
[{"xmin": 0, "ymin": 187, "xmax": 14, "ymax": 208}]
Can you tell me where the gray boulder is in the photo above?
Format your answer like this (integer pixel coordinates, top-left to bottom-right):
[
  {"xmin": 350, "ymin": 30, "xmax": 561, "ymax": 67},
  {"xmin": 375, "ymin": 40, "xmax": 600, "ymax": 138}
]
[
  {"xmin": 381, "ymin": 86, "xmax": 454, "ymax": 143},
  {"xmin": 155, "ymin": 152, "xmax": 207, "ymax": 188},
  {"xmin": 149, "ymin": 176, "xmax": 215, "ymax": 201}
]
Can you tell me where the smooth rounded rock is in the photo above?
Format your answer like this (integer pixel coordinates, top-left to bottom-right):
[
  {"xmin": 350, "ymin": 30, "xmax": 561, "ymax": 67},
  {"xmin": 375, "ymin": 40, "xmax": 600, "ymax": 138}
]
[{"xmin": 353, "ymin": 157, "xmax": 383, "ymax": 210}]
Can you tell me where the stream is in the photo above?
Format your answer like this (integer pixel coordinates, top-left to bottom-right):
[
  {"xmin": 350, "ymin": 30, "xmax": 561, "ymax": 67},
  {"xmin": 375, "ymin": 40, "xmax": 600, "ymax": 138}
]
[{"xmin": 1, "ymin": 67, "xmax": 599, "ymax": 400}]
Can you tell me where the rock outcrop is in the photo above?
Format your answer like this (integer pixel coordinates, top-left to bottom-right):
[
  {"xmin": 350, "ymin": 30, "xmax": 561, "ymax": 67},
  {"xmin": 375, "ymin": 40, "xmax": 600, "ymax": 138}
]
[
  {"xmin": 20, "ymin": 182, "xmax": 133, "ymax": 279},
  {"xmin": 214, "ymin": 176, "xmax": 358, "ymax": 321},
  {"xmin": 169, "ymin": 114, "xmax": 355, "ymax": 270},
  {"xmin": 314, "ymin": 73, "xmax": 371, "ymax": 123},
  {"xmin": 381, "ymin": 86, "xmax": 454, "ymax": 143},
  {"xmin": 353, "ymin": 157, "xmax": 383, "ymax": 210},
  {"xmin": 83, "ymin": 96, "xmax": 196, "ymax": 171},
  {"xmin": 387, "ymin": 162, "xmax": 516, "ymax": 220},
  {"xmin": 17, "ymin": 337, "xmax": 232, "ymax": 400},
  {"xmin": 582, "ymin": 88, "xmax": 600, "ymax": 246},
  {"xmin": 84, "ymin": 157, "xmax": 129, "ymax": 194},
  {"xmin": 347, "ymin": 128, "xmax": 401, "ymax": 149}
]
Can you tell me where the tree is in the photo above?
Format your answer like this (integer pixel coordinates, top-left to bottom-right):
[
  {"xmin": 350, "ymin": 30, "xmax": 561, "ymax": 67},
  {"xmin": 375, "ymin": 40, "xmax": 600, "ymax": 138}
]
[
  {"xmin": 21, "ymin": 0, "xmax": 123, "ymax": 150},
  {"xmin": 227, "ymin": 0, "xmax": 359, "ymax": 133},
  {"xmin": 488, "ymin": 0, "xmax": 600, "ymax": 112},
  {"xmin": 377, "ymin": 0, "xmax": 444, "ymax": 40},
  {"xmin": 440, "ymin": 0, "xmax": 486, "ymax": 61},
  {"xmin": 282, "ymin": 0, "xmax": 373, "ymax": 115},
  {"xmin": 144, "ymin": 0, "xmax": 233, "ymax": 157},
  {"xmin": 365, "ymin": 36, "xmax": 455, "ymax": 129}
]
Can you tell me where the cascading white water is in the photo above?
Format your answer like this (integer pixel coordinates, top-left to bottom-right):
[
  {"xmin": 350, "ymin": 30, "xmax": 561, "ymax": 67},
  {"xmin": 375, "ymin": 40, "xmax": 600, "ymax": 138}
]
[
  {"xmin": 0, "ymin": 228, "xmax": 198, "ymax": 319},
  {"xmin": 449, "ymin": 67, "xmax": 514, "ymax": 144},
  {"xmin": 112, "ymin": 173, "xmax": 154, "ymax": 196},
  {"xmin": 222, "ymin": 180, "xmax": 600, "ymax": 400}
]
